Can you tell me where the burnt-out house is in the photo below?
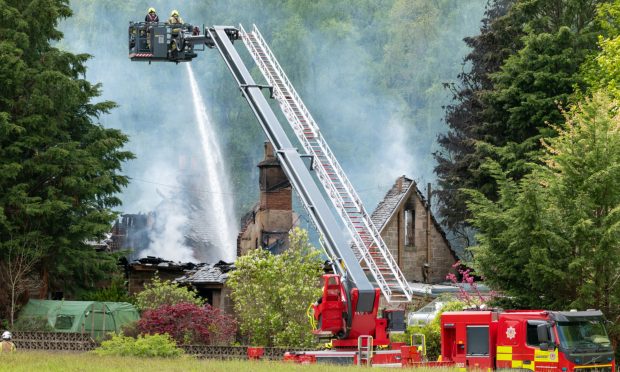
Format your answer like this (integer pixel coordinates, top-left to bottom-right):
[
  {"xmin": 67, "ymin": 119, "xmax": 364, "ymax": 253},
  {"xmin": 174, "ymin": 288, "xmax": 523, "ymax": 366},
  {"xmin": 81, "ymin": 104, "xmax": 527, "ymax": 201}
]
[
  {"xmin": 371, "ymin": 176, "xmax": 457, "ymax": 284},
  {"xmin": 125, "ymin": 257, "xmax": 232, "ymax": 312},
  {"xmin": 110, "ymin": 213, "xmax": 152, "ymax": 259},
  {"xmin": 126, "ymin": 256, "xmax": 194, "ymax": 295},
  {"xmin": 174, "ymin": 261, "xmax": 234, "ymax": 313}
]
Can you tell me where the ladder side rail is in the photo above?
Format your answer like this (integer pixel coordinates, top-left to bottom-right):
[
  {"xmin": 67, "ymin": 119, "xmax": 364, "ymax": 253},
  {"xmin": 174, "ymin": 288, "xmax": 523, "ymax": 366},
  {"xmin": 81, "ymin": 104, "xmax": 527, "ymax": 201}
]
[
  {"xmin": 249, "ymin": 26, "xmax": 399, "ymax": 259},
  {"xmin": 251, "ymin": 26, "xmax": 363, "ymax": 206},
  {"xmin": 244, "ymin": 27, "xmax": 412, "ymax": 300},
  {"xmin": 246, "ymin": 27, "xmax": 374, "ymax": 233},
  {"xmin": 355, "ymin": 210, "xmax": 412, "ymax": 298},
  {"xmin": 241, "ymin": 30, "xmax": 317, "ymax": 157},
  {"xmin": 241, "ymin": 27, "xmax": 410, "ymax": 301},
  {"xmin": 245, "ymin": 27, "xmax": 366, "ymax": 219},
  {"xmin": 274, "ymin": 94, "xmax": 393, "ymax": 281},
  {"xmin": 250, "ymin": 26, "xmax": 316, "ymax": 135}
]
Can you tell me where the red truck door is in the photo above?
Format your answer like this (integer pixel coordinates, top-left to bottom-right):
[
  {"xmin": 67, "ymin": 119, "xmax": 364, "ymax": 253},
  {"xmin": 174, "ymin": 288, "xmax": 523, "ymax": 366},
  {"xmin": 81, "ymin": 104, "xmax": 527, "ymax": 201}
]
[{"xmin": 497, "ymin": 315, "xmax": 559, "ymax": 371}]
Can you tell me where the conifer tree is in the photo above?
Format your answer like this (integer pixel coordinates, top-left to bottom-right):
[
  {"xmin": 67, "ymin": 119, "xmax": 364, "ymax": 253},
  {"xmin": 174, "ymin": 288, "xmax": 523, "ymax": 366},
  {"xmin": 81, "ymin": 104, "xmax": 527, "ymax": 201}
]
[
  {"xmin": 435, "ymin": 0, "xmax": 610, "ymax": 248},
  {"xmin": 0, "ymin": 0, "xmax": 133, "ymax": 300},
  {"xmin": 467, "ymin": 93, "xmax": 620, "ymax": 315},
  {"xmin": 435, "ymin": 0, "xmax": 519, "ymax": 245}
]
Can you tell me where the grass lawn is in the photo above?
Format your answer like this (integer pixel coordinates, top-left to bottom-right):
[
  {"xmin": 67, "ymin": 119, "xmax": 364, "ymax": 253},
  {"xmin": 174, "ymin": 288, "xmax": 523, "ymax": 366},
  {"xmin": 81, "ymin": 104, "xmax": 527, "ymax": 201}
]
[{"xmin": 0, "ymin": 351, "xmax": 457, "ymax": 371}]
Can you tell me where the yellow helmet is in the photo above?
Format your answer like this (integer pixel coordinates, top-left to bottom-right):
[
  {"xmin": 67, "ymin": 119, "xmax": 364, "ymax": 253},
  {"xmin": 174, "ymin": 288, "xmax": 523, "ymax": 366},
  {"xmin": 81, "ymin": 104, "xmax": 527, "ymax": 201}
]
[
  {"xmin": 171, "ymin": 10, "xmax": 179, "ymax": 17},
  {"xmin": 148, "ymin": 7, "xmax": 156, "ymax": 13}
]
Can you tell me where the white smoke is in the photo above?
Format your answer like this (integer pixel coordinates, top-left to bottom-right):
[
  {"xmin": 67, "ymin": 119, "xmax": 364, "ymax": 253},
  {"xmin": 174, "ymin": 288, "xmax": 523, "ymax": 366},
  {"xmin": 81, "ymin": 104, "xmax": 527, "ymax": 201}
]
[{"xmin": 143, "ymin": 198, "xmax": 197, "ymax": 262}]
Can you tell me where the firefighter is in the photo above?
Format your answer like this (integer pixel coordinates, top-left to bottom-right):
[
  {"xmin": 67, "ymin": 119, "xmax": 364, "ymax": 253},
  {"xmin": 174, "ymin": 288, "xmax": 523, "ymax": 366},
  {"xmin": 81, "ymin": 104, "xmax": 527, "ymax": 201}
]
[
  {"xmin": 167, "ymin": 9, "xmax": 184, "ymax": 25},
  {"xmin": 167, "ymin": 10, "xmax": 185, "ymax": 56},
  {"xmin": 0, "ymin": 331, "xmax": 16, "ymax": 353},
  {"xmin": 143, "ymin": 7, "xmax": 159, "ymax": 50},
  {"xmin": 144, "ymin": 7, "xmax": 159, "ymax": 23}
]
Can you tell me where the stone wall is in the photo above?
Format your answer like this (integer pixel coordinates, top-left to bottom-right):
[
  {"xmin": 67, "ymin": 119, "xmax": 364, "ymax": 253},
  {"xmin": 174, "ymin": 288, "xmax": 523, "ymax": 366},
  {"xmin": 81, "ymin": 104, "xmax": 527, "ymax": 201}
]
[{"xmin": 238, "ymin": 209, "xmax": 293, "ymax": 256}]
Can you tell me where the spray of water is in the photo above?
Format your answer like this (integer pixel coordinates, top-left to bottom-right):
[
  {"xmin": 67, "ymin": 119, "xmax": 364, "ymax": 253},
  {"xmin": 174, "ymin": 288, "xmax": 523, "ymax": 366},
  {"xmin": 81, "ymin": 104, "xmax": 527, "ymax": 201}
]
[{"xmin": 186, "ymin": 64, "xmax": 237, "ymax": 262}]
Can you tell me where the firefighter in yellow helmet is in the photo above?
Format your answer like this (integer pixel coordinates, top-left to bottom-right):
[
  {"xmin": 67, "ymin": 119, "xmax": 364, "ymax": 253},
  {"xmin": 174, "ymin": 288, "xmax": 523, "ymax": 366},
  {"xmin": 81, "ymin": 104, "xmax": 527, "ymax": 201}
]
[
  {"xmin": 145, "ymin": 7, "xmax": 159, "ymax": 23},
  {"xmin": 143, "ymin": 7, "xmax": 159, "ymax": 50},
  {"xmin": 167, "ymin": 9, "xmax": 184, "ymax": 25},
  {"xmin": 167, "ymin": 9, "xmax": 185, "ymax": 55}
]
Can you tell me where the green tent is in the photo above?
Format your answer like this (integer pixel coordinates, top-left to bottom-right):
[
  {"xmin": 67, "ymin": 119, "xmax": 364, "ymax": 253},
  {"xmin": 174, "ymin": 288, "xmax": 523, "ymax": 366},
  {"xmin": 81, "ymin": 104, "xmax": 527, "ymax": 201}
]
[{"xmin": 18, "ymin": 300, "xmax": 139, "ymax": 339}]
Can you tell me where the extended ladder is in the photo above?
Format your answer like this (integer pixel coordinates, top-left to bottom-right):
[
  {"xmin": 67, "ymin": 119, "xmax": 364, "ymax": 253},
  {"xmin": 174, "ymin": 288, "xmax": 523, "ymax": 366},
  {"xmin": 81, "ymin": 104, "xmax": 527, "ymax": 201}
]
[{"xmin": 241, "ymin": 24, "xmax": 413, "ymax": 302}]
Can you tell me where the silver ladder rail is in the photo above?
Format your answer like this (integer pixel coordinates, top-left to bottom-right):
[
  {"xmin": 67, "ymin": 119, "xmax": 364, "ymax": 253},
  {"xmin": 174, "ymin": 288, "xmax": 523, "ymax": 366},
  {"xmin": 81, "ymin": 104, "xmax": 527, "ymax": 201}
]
[{"xmin": 240, "ymin": 24, "xmax": 413, "ymax": 302}]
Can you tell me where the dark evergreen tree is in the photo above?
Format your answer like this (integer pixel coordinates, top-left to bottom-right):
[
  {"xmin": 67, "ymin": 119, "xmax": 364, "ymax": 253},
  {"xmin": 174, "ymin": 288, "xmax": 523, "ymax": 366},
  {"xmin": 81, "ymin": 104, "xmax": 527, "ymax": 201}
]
[
  {"xmin": 0, "ymin": 0, "xmax": 133, "ymax": 299},
  {"xmin": 480, "ymin": 0, "xmax": 606, "ymax": 176},
  {"xmin": 435, "ymin": 0, "xmax": 609, "ymax": 247},
  {"xmin": 434, "ymin": 0, "xmax": 519, "ymax": 244}
]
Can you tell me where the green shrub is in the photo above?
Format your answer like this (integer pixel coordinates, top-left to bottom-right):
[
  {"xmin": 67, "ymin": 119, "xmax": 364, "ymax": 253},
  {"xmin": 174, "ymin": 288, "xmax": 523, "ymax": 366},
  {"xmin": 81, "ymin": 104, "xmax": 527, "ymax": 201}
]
[
  {"xmin": 13, "ymin": 316, "xmax": 54, "ymax": 332},
  {"xmin": 227, "ymin": 228, "xmax": 323, "ymax": 347},
  {"xmin": 94, "ymin": 333, "xmax": 183, "ymax": 358},
  {"xmin": 134, "ymin": 275, "xmax": 204, "ymax": 312}
]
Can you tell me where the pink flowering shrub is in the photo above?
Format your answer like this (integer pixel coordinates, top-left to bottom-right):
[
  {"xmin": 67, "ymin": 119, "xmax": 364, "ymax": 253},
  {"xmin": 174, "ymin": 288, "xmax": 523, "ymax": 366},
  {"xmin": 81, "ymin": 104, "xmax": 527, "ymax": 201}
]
[
  {"xmin": 137, "ymin": 302, "xmax": 237, "ymax": 345},
  {"xmin": 446, "ymin": 261, "xmax": 496, "ymax": 306}
]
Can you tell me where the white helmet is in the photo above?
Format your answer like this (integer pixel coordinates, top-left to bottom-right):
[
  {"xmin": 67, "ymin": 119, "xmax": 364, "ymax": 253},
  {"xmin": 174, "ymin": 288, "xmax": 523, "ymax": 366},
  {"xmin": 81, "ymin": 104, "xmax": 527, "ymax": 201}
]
[{"xmin": 2, "ymin": 331, "xmax": 11, "ymax": 340}]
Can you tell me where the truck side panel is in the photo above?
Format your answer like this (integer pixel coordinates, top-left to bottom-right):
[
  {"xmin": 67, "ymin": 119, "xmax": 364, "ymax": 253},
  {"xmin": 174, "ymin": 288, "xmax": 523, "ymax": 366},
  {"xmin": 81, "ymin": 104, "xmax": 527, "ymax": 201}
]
[{"xmin": 441, "ymin": 311, "xmax": 497, "ymax": 371}]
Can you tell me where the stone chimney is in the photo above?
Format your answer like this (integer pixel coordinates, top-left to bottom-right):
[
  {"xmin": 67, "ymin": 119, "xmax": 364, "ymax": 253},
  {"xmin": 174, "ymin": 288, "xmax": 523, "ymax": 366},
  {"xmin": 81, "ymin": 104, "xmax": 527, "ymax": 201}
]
[
  {"xmin": 258, "ymin": 141, "xmax": 291, "ymax": 210},
  {"xmin": 397, "ymin": 176, "xmax": 404, "ymax": 193}
]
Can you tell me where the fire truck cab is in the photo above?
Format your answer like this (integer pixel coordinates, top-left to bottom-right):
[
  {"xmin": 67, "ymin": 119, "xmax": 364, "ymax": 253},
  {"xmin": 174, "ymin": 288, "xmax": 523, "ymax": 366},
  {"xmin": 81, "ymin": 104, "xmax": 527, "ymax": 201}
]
[{"xmin": 441, "ymin": 309, "xmax": 614, "ymax": 372}]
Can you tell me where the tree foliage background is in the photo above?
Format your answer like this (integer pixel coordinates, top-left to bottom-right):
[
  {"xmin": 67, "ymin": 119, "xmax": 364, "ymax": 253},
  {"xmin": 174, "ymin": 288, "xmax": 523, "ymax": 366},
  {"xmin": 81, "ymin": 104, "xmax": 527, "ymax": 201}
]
[
  {"xmin": 58, "ymin": 0, "xmax": 486, "ymax": 240},
  {"xmin": 435, "ymin": 0, "xmax": 615, "ymax": 249},
  {"xmin": 6, "ymin": 0, "xmax": 620, "ymax": 346},
  {"xmin": 0, "ymin": 0, "xmax": 133, "ymax": 318}
]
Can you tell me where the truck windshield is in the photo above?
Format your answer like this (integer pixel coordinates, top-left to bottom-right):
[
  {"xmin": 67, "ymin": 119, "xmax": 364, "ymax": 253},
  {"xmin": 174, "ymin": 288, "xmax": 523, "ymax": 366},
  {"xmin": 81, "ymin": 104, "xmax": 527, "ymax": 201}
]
[{"xmin": 556, "ymin": 320, "xmax": 612, "ymax": 352}]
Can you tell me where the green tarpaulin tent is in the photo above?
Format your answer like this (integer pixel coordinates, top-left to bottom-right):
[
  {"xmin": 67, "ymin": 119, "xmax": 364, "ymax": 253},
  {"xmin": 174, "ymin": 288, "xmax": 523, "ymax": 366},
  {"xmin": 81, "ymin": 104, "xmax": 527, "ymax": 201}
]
[{"xmin": 18, "ymin": 300, "xmax": 139, "ymax": 339}]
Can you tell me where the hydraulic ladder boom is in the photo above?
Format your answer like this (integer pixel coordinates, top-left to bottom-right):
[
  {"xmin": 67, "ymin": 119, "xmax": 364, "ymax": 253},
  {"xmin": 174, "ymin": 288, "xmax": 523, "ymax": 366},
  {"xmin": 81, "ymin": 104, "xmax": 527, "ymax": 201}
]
[{"xmin": 206, "ymin": 26, "xmax": 376, "ymax": 313}]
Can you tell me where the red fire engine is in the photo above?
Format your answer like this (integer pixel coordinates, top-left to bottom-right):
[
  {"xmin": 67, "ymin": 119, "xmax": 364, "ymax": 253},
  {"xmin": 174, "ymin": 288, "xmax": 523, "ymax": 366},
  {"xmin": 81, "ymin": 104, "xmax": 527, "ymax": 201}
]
[
  {"xmin": 284, "ymin": 307, "xmax": 615, "ymax": 368},
  {"xmin": 441, "ymin": 309, "xmax": 614, "ymax": 372}
]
